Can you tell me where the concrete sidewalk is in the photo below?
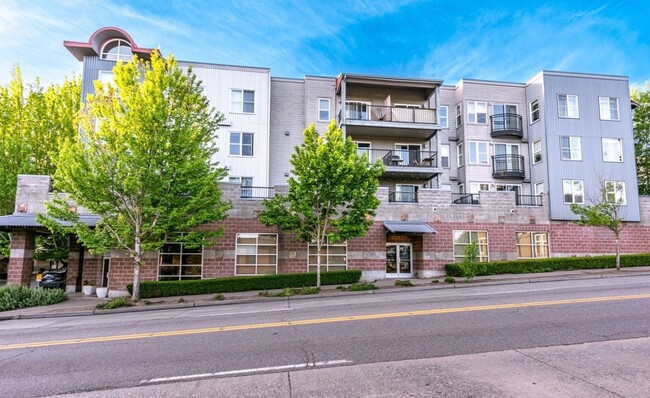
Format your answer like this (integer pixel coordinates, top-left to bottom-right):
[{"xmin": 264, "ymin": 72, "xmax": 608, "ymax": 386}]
[{"xmin": 2, "ymin": 266, "xmax": 650, "ymax": 320}]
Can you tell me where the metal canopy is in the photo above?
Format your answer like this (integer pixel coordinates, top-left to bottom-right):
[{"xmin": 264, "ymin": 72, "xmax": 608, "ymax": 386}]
[
  {"xmin": 0, "ymin": 213, "xmax": 100, "ymax": 229},
  {"xmin": 383, "ymin": 221, "xmax": 437, "ymax": 234}
]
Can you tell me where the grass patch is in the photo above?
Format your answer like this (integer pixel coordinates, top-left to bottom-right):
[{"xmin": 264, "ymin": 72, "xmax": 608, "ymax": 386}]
[
  {"xmin": 431, "ymin": 279, "xmax": 440, "ymax": 284},
  {"xmin": 340, "ymin": 282, "xmax": 378, "ymax": 292},
  {"xmin": 259, "ymin": 287, "xmax": 321, "ymax": 297},
  {"xmin": 96, "ymin": 297, "xmax": 133, "ymax": 310},
  {"xmin": 394, "ymin": 279, "xmax": 414, "ymax": 287},
  {"xmin": 0, "ymin": 286, "xmax": 67, "ymax": 312},
  {"xmin": 213, "ymin": 293, "xmax": 225, "ymax": 301},
  {"xmin": 444, "ymin": 276, "xmax": 456, "ymax": 284}
]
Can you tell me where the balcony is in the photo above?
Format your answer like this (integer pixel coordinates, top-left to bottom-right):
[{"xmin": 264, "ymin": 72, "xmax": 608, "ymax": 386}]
[
  {"xmin": 240, "ymin": 186, "xmax": 275, "ymax": 199},
  {"xmin": 452, "ymin": 193, "xmax": 480, "ymax": 205},
  {"xmin": 359, "ymin": 149, "xmax": 441, "ymax": 180},
  {"xmin": 492, "ymin": 154, "xmax": 525, "ymax": 179},
  {"xmin": 490, "ymin": 113, "xmax": 523, "ymax": 138},
  {"xmin": 339, "ymin": 104, "xmax": 438, "ymax": 140},
  {"xmin": 516, "ymin": 194, "xmax": 543, "ymax": 206},
  {"xmin": 388, "ymin": 191, "xmax": 418, "ymax": 203}
]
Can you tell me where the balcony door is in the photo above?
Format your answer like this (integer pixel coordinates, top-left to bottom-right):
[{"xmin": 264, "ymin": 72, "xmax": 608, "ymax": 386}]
[
  {"xmin": 355, "ymin": 142, "xmax": 371, "ymax": 162},
  {"xmin": 494, "ymin": 143, "xmax": 519, "ymax": 171},
  {"xmin": 346, "ymin": 101, "xmax": 370, "ymax": 120},
  {"xmin": 395, "ymin": 184, "xmax": 417, "ymax": 203},
  {"xmin": 493, "ymin": 103, "xmax": 518, "ymax": 130},
  {"xmin": 395, "ymin": 144, "xmax": 421, "ymax": 166}
]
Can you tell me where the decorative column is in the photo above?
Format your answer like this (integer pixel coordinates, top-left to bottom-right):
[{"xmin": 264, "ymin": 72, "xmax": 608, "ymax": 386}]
[{"xmin": 7, "ymin": 229, "xmax": 36, "ymax": 286}]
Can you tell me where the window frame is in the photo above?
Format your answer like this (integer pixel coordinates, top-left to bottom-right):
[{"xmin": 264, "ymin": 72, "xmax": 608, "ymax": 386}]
[
  {"xmin": 100, "ymin": 38, "xmax": 133, "ymax": 61},
  {"xmin": 456, "ymin": 103, "xmax": 462, "ymax": 128},
  {"xmin": 318, "ymin": 98, "xmax": 331, "ymax": 122},
  {"xmin": 558, "ymin": 94, "xmax": 579, "ymax": 119},
  {"xmin": 230, "ymin": 89, "xmax": 255, "ymax": 113},
  {"xmin": 602, "ymin": 138, "xmax": 623, "ymax": 162},
  {"xmin": 157, "ymin": 235, "xmax": 203, "ymax": 281},
  {"xmin": 308, "ymin": 237, "xmax": 347, "ymax": 272},
  {"xmin": 229, "ymin": 132, "xmax": 254, "ymax": 157},
  {"xmin": 457, "ymin": 142, "xmax": 464, "ymax": 167},
  {"xmin": 604, "ymin": 181, "xmax": 626, "ymax": 205},
  {"xmin": 534, "ymin": 181, "xmax": 544, "ymax": 195},
  {"xmin": 516, "ymin": 232, "xmax": 549, "ymax": 259},
  {"xmin": 467, "ymin": 101, "xmax": 488, "ymax": 124},
  {"xmin": 532, "ymin": 139, "xmax": 542, "ymax": 164},
  {"xmin": 469, "ymin": 182, "xmax": 490, "ymax": 194},
  {"xmin": 560, "ymin": 136, "xmax": 582, "ymax": 161},
  {"xmin": 529, "ymin": 98, "xmax": 540, "ymax": 124},
  {"xmin": 453, "ymin": 230, "xmax": 489, "ymax": 262},
  {"xmin": 441, "ymin": 144, "xmax": 450, "ymax": 168},
  {"xmin": 439, "ymin": 105, "xmax": 448, "ymax": 128},
  {"xmin": 468, "ymin": 141, "xmax": 489, "ymax": 165},
  {"xmin": 562, "ymin": 179, "xmax": 584, "ymax": 204},
  {"xmin": 599, "ymin": 97, "xmax": 620, "ymax": 121},
  {"xmin": 235, "ymin": 233, "xmax": 278, "ymax": 275}
]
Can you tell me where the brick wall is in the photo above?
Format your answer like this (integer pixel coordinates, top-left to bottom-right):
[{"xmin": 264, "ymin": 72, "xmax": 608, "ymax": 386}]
[{"xmin": 7, "ymin": 230, "xmax": 35, "ymax": 285}]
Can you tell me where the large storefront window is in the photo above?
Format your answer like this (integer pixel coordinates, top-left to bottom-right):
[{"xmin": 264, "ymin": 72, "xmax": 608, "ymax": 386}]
[
  {"xmin": 453, "ymin": 230, "xmax": 489, "ymax": 262},
  {"xmin": 516, "ymin": 232, "xmax": 549, "ymax": 259},
  {"xmin": 158, "ymin": 238, "xmax": 203, "ymax": 281},
  {"xmin": 235, "ymin": 233, "xmax": 278, "ymax": 275},
  {"xmin": 308, "ymin": 238, "xmax": 347, "ymax": 272}
]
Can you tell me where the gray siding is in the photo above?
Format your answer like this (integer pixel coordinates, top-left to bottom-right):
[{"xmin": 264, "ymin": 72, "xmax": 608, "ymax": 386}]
[
  {"xmin": 537, "ymin": 72, "xmax": 640, "ymax": 221},
  {"xmin": 304, "ymin": 76, "xmax": 336, "ymax": 131},
  {"xmin": 269, "ymin": 78, "xmax": 305, "ymax": 186},
  {"xmin": 80, "ymin": 56, "xmax": 119, "ymax": 101}
]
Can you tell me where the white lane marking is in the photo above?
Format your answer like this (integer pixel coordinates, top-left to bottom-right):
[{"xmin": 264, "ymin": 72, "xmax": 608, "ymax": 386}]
[
  {"xmin": 183, "ymin": 307, "xmax": 294, "ymax": 318},
  {"xmin": 140, "ymin": 359, "xmax": 353, "ymax": 384}
]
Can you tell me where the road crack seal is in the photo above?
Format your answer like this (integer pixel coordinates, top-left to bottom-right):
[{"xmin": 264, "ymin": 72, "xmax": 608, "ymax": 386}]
[
  {"xmin": 514, "ymin": 349, "xmax": 625, "ymax": 397},
  {"xmin": 300, "ymin": 341, "xmax": 316, "ymax": 367}
]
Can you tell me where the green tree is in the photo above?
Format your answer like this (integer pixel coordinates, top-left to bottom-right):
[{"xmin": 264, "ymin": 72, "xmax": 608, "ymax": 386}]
[
  {"xmin": 258, "ymin": 121, "xmax": 383, "ymax": 287},
  {"xmin": 570, "ymin": 181, "xmax": 625, "ymax": 270},
  {"xmin": 41, "ymin": 52, "xmax": 230, "ymax": 301},
  {"xmin": 632, "ymin": 83, "xmax": 650, "ymax": 195}
]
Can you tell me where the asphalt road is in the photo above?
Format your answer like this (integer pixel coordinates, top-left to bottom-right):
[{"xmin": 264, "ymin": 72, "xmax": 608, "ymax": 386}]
[{"xmin": 2, "ymin": 276, "xmax": 650, "ymax": 397}]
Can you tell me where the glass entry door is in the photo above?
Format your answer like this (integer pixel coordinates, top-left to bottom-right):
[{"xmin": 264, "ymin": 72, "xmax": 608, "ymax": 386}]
[{"xmin": 386, "ymin": 243, "xmax": 412, "ymax": 277}]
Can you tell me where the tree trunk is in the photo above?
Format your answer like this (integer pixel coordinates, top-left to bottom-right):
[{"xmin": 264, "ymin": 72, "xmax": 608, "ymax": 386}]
[
  {"xmin": 132, "ymin": 234, "xmax": 142, "ymax": 301},
  {"xmin": 316, "ymin": 245, "xmax": 322, "ymax": 288},
  {"xmin": 615, "ymin": 236, "xmax": 621, "ymax": 271}
]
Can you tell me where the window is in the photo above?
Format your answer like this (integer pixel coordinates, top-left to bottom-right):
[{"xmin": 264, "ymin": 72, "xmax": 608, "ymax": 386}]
[
  {"xmin": 534, "ymin": 181, "xmax": 544, "ymax": 195},
  {"xmin": 441, "ymin": 144, "xmax": 450, "ymax": 168},
  {"xmin": 439, "ymin": 105, "xmax": 448, "ymax": 128},
  {"xmin": 346, "ymin": 101, "xmax": 370, "ymax": 120},
  {"xmin": 229, "ymin": 176, "xmax": 253, "ymax": 197},
  {"xmin": 516, "ymin": 232, "xmax": 549, "ymax": 259},
  {"xmin": 229, "ymin": 132, "xmax": 254, "ymax": 156},
  {"xmin": 235, "ymin": 233, "xmax": 278, "ymax": 275},
  {"xmin": 308, "ymin": 237, "xmax": 347, "ymax": 272},
  {"xmin": 529, "ymin": 98, "xmax": 540, "ymax": 123},
  {"xmin": 230, "ymin": 89, "xmax": 255, "ymax": 113},
  {"xmin": 468, "ymin": 141, "xmax": 489, "ymax": 164},
  {"xmin": 100, "ymin": 39, "xmax": 133, "ymax": 61},
  {"xmin": 496, "ymin": 184, "xmax": 521, "ymax": 194},
  {"xmin": 456, "ymin": 103, "xmax": 462, "ymax": 127},
  {"xmin": 318, "ymin": 98, "xmax": 331, "ymax": 121},
  {"xmin": 563, "ymin": 179, "xmax": 584, "ymax": 204},
  {"xmin": 560, "ymin": 136, "xmax": 581, "ymax": 161},
  {"xmin": 599, "ymin": 97, "xmax": 619, "ymax": 120},
  {"xmin": 467, "ymin": 101, "xmax": 488, "ymax": 124},
  {"xmin": 458, "ymin": 183, "xmax": 464, "ymax": 193},
  {"xmin": 440, "ymin": 183, "xmax": 452, "ymax": 190},
  {"xmin": 532, "ymin": 140, "xmax": 542, "ymax": 164},
  {"xmin": 604, "ymin": 181, "xmax": 626, "ymax": 205},
  {"xmin": 602, "ymin": 138, "xmax": 623, "ymax": 162},
  {"xmin": 558, "ymin": 94, "xmax": 579, "ymax": 118},
  {"xmin": 469, "ymin": 182, "xmax": 490, "ymax": 194},
  {"xmin": 457, "ymin": 142, "xmax": 464, "ymax": 167},
  {"xmin": 394, "ymin": 184, "xmax": 417, "ymax": 202},
  {"xmin": 158, "ymin": 236, "xmax": 202, "ymax": 281},
  {"xmin": 453, "ymin": 230, "xmax": 488, "ymax": 262}
]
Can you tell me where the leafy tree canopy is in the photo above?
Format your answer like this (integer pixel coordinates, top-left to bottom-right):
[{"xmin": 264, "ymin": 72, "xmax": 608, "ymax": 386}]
[{"xmin": 632, "ymin": 82, "xmax": 650, "ymax": 195}]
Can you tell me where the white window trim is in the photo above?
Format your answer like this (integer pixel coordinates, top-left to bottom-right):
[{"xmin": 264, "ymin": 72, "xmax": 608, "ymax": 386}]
[
  {"xmin": 439, "ymin": 105, "xmax": 448, "ymax": 128},
  {"xmin": 456, "ymin": 103, "xmax": 462, "ymax": 128},
  {"xmin": 467, "ymin": 101, "xmax": 488, "ymax": 124},
  {"xmin": 100, "ymin": 38, "xmax": 133, "ymax": 61},
  {"xmin": 560, "ymin": 136, "xmax": 582, "ymax": 161},
  {"xmin": 441, "ymin": 144, "xmax": 450, "ymax": 168},
  {"xmin": 157, "ymin": 236, "xmax": 203, "ymax": 281},
  {"xmin": 604, "ymin": 181, "xmax": 626, "ymax": 205},
  {"xmin": 453, "ymin": 230, "xmax": 489, "ymax": 262},
  {"xmin": 457, "ymin": 142, "xmax": 464, "ymax": 167},
  {"xmin": 516, "ymin": 232, "xmax": 549, "ymax": 259},
  {"xmin": 468, "ymin": 141, "xmax": 489, "ymax": 165},
  {"xmin": 599, "ymin": 96, "xmax": 620, "ymax": 121},
  {"xmin": 230, "ymin": 89, "xmax": 255, "ymax": 114},
  {"xmin": 229, "ymin": 132, "xmax": 254, "ymax": 157},
  {"xmin": 558, "ymin": 94, "xmax": 579, "ymax": 119},
  {"xmin": 532, "ymin": 139, "xmax": 542, "ymax": 164},
  {"xmin": 496, "ymin": 184, "xmax": 522, "ymax": 192},
  {"xmin": 308, "ymin": 238, "xmax": 347, "ymax": 272},
  {"xmin": 562, "ymin": 179, "xmax": 584, "ymax": 204},
  {"xmin": 469, "ymin": 182, "xmax": 491, "ymax": 194},
  {"xmin": 318, "ymin": 98, "xmax": 331, "ymax": 122},
  {"xmin": 235, "ymin": 233, "xmax": 278, "ymax": 275},
  {"xmin": 529, "ymin": 98, "xmax": 540, "ymax": 124},
  {"xmin": 458, "ymin": 183, "xmax": 465, "ymax": 193},
  {"xmin": 534, "ymin": 181, "xmax": 544, "ymax": 195},
  {"xmin": 602, "ymin": 138, "xmax": 623, "ymax": 162}
]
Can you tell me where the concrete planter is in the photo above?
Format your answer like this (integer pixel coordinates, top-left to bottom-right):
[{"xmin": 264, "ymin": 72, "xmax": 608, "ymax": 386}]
[
  {"xmin": 96, "ymin": 287, "xmax": 109, "ymax": 299},
  {"xmin": 82, "ymin": 285, "xmax": 96, "ymax": 296}
]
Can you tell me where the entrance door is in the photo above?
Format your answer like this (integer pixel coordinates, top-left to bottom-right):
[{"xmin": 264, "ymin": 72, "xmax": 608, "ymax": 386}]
[
  {"xmin": 386, "ymin": 243, "xmax": 412, "ymax": 277},
  {"xmin": 101, "ymin": 257, "xmax": 110, "ymax": 288}
]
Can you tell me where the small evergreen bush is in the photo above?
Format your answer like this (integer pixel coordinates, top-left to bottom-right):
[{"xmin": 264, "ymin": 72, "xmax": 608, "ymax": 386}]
[{"xmin": 0, "ymin": 286, "xmax": 67, "ymax": 312}]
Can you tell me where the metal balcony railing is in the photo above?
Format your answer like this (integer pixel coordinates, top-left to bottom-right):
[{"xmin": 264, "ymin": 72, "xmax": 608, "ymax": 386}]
[
  {"xmin": 492, "ymin": 154, "xmax": 525, "ymax": 178},
  {"xmin": 357, "ymin": 149, "xmax": 437, "ymax": 168},
  {"xmin": 388, "ymin": 191, "xmax": 418, "ymax": 203},
  {"xmin": 240, "ymin": 186, "xmax": 275, "ymax": 199},
  {"xmin": 451, "ymin": 193, "xmax": 480, "ymax": 205},
  {"xmin": 490, "ymin": 113, "xmax": 523, "ymax": 138},
  {"xmin": 341, "ymin": 104, "xmax": 436, "ymax": 124},
  {"xmin": 516, "ymin": 194, "xmax": 543, "ymax": 206}
]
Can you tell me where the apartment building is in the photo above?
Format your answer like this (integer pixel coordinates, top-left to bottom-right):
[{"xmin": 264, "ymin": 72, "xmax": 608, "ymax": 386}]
[{"xmin": 2, "ymin": 27, "xmax": 648, "ymax": 294}]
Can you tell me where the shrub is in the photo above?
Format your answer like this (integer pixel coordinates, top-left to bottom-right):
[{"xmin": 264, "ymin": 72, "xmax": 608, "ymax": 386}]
[
  {"xmin": 260, "ymin": 287, "xmax": 321, "ymax": 297},
  {"xmin": 394, "ymin": 279, "xmax": 414, "ymax": 287},
  {"xmin": 127, "ymin": 270, "xmax": 361, "ymax": 299},
  {"xmin": 444, "ymin": 276, "xmax": 456, "ymax": 284},
  {"xmin": 344, "ymin": 282, "xmax": 378, "ymax": 291},
  {"xmin": 460, "ymin": 241, "xmax": 479, "ymax": 281},
  {"xmin": 96, "ymin": 297, "xmax": 132, "ymax": 310},
  {"xmin": 0, "ymin": 286, "xmax": 67, "ymax": 312},
  {"xmin": 213, "ymin": 293, "xmax": 225, "ymax": 301},
  {"xmin": 444, "ymin": 253, "xmax": 650, "ymax": 277}
]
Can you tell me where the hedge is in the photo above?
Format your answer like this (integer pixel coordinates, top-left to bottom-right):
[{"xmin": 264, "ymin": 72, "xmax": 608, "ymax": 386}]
[
  {"xmin": 0, "ymin": 286, "xmax": 68, "ymax": 312},
  {"xmin": 445, "ymin": 253, "xmax": 650, "ymax": 277},
  {"xmin": 127, "ymin": 270, "xmax": 362, "ymax": 299}
]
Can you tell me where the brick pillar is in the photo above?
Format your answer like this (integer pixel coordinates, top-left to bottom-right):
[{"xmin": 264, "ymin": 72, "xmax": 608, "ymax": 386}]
[{"xmin": 7, "ymin": 229, "xmax": 36, "ymax": 286}]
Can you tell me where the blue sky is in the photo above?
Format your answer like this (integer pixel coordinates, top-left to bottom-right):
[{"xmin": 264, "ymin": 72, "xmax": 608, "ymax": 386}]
[{"xmin": 1, "ymin": 0, "xmax": 649, "ymax": 88}]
